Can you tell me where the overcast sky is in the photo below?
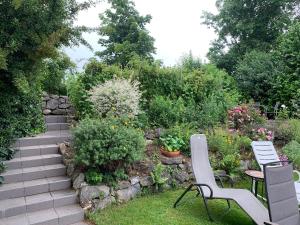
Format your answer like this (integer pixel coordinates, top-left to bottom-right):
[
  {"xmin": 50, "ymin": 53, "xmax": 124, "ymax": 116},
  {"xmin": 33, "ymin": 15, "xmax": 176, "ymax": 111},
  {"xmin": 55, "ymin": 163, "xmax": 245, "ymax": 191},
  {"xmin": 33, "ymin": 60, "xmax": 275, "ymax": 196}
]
[{"xmin": 65, "ymin": 0, "xmax": 218, "ymax": 69}]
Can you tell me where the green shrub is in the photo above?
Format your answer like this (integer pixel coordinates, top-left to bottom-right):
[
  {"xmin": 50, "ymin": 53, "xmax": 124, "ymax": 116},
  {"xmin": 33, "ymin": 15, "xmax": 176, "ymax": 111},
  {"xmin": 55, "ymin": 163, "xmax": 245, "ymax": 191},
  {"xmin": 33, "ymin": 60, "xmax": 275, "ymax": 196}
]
[
  {"xmin": 73, "ymin": 117, "xmax": 146, "ymax": 179},
  {"xmin": 147, "ymin": 96, "xmax": 186, "ymax": 128},
  {"xmin": 219, "ymin": 153, "xmax": 241, "ymax": 176},
  {"xmin": 85, "ymin": 169, "xmax": 103, "ymax": 185},
  {"xmin": 151, "ymin": 163, "xmax": 168, "ymax": 192},
  {"xmin": 162, "ymin": 123, "xmax": 198, "ymax": 156},
  {"xmin": 282, "ymin": 141, "xmax": 300, "ymax": 168},
  {"xmin": 275, "ymin": 119, "xmax": 300, "ymax": 144},
  {"xmin": 89, "ymin": 78, "xmax": 141, "ymax": 118}
]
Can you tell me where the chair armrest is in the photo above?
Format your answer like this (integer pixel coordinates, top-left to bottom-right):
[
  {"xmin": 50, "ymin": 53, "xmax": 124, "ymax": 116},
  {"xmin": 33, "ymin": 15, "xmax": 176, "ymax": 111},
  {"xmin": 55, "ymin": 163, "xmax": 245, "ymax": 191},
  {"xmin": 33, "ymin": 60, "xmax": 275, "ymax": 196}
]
[
  {"xmin": 195, "ymin": 183, "xmax": 213, "ymax": 198},
  {"xmin": 264, "ymin": 222, "xmax": 279, "ymax": 225},
  {"xmin": 214, "ymin": 174, "xmax": 234, "ymax": 187}
]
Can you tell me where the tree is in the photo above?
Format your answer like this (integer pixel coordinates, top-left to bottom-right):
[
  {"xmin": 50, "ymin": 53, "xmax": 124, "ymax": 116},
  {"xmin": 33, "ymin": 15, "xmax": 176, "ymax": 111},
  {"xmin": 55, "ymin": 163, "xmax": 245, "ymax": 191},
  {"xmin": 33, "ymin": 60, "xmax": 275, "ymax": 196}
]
[
  {"xmin": 178, "ymin": 51, "xmax": 202, "ymax": 72},
  {"xmin": 203, "ymin": 0, "xmax": 298, "ymax": 74},
  {"xmin": 96, "ymin": 0, "xmax": 156, "ymax": 67},
  {"xmin": 235, "ymin": 50, "xmax": 283, "ymax": 104},
  {"xmin": 0, "ymin": 0, "xmax": 91, "ymax": 91}
]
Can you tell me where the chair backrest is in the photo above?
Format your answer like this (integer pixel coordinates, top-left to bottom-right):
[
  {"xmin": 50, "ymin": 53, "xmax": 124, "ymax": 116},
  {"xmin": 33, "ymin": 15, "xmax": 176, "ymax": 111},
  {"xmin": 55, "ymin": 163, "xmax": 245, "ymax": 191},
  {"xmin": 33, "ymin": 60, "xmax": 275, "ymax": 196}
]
[
  {"xmin": 190, "ymin": 134, "xmax": 217, "ymax": 188},
  {"xmin": 251, "ymin": 141, "xmax": 279, "ymax": 171},
  {"xmin": 264, "ymin": 162, "xmax": 300, "ymax": 225}
]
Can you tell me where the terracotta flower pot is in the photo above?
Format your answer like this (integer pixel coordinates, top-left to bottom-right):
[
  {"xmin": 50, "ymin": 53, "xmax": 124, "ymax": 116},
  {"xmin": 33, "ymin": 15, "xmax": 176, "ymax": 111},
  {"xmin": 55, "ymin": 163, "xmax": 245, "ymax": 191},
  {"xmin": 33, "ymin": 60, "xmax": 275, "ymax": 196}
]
[{"xmin": 160, "ymin": 148, "xmax": 181, "ymax": 158}]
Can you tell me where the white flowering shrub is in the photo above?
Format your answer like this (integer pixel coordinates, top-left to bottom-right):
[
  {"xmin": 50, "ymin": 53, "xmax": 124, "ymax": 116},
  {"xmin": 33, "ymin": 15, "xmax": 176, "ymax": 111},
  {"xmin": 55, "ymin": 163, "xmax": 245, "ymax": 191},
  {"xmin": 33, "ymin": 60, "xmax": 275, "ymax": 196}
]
[{"xmin": 89, "ymin": 78, "xmax": 141, "ymax": 118}]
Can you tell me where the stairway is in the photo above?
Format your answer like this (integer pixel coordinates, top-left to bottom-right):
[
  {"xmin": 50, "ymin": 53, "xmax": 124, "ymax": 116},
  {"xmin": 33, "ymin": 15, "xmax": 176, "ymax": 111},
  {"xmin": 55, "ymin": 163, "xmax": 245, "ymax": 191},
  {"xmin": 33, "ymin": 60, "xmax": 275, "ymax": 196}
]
[{"xmin": 0, "ymin": 115, "xmax": 86, "ymax": 225}]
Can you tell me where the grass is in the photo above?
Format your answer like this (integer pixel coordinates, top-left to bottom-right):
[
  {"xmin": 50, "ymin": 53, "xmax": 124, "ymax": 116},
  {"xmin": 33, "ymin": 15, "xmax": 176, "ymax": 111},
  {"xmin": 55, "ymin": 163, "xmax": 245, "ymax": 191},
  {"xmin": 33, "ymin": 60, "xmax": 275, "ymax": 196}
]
[{"xmin": 88, "ymin": 180, "xmax": 259, "ymax": 225}]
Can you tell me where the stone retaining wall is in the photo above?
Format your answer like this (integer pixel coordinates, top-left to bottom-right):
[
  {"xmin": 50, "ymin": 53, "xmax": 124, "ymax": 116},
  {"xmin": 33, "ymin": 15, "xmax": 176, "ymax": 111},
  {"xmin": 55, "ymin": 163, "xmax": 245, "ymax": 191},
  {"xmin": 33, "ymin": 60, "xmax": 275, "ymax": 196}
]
[
  {"xmin": 42, "ymin": 93, "xmax": 75, "ymax": 115},
  {"xmin": 59, "ymin": 141, "xmax": 194, "ymax": 212}
]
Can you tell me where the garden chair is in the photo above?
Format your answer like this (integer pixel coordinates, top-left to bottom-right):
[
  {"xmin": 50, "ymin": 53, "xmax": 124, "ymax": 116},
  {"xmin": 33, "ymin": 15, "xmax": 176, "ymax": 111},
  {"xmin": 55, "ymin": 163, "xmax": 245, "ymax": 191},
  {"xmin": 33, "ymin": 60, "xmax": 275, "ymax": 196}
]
[
  {"xmin": 174, "ymin": 134, "xmax": 271, "ymax": 225},
  {"xmin": 264, "ymin": 161, "xmax": 300, "ymax": 225},
  {"xmin": 251, "ymin": 141, "xmax": 300, "ymax": 203}
]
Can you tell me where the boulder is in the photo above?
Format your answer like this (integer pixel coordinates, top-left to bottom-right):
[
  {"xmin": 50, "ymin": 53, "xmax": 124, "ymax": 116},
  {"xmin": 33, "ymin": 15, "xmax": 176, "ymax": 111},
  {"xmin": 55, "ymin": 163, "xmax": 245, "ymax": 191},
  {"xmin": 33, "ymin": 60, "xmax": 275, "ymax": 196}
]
[
  {"xmin": 59, "ymin": 97, "xmax": 66, "ymax": 104},
  {"xmin": 43, "ymin": 109, "xmax": 51, "ymax": 115},
  {"xmin": 139, "ymin": 176, "xmax": 153, "ymax": 187},
  {"xmin": 117, "ymin": 180, "xmax": 131, "ymax": 190},
  {"xmin": 59, "ymin": 103, "xmax": 70, "ymax": 109},
  {"xmin": 52, "ymin": 109, "xmax": 67, "ymax": 115},
  {"xmin": 160, "ymin": 155, "xmax": 183, "ymax": 165},
  {"xmin": 175, "ymin": 171, "xmax": 189, "ymax": 183},
  {"xmin": 130, "ymin": 176, "xmax": 140, "ymax": 185},
  {"xmin": 80, "ymin": 185, "xmax": 110, "ymax": 207},
  {"xmin": 73, "ymin": 173, "xmax": 85, "ymax": 190},
  {"xmin": 93, "ymin": 196, "xmax": 115, "ymax": 210},
  {"xmin": 47, "ymin": 99, "xmax": 59, "ymax": 110},
  {"xmin": 116, "ymin": 183, "xmax": 141, "ymax": 203}
]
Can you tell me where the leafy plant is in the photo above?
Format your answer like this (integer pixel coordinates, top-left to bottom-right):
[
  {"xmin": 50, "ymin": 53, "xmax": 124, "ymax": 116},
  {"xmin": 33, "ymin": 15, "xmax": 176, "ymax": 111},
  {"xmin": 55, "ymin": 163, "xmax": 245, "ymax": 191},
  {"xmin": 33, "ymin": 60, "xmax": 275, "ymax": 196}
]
[
  {"xmin": 282, "ymin": 141, "xmax": 300, "ymax": 168},
  {"xmin": 159, "ymin": 135, "xmax": 185, "ymax": 152},
  {"xmin": 73, "ymin": 117, "xmax": 146, "ymax": 183},
  {"xmin": 163, "ymin": 123, "xmax": 197, "ymax": 156},
  {"xmin": 151, "ymin": 163, "xmax": 168, "ymax": 192},
  {"xmin": 85, "ymin": 169, "xmax": 103, "ymax": 185},
  {"xmin": 89, "ymin": 78, "xmax": 141, "ymax": 118},
  {"xmin": 220, "ymin": 153, "xmax": 241, "ymax": 176}
]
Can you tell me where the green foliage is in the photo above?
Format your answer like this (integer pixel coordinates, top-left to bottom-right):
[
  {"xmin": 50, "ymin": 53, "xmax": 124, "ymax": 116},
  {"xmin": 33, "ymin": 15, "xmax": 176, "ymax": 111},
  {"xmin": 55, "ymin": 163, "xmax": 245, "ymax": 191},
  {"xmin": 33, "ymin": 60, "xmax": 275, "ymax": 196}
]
[
  {"xmin": 162, "ymin": 123, "xmax": 198, "ymax": 156},
  {"xmin": 235, "ymin": 50, "xmax": 283, "ymax": 103},
  {"xmin": 273, "ymin": 22, "xmax": 300, "ymax": 105},
  {"xmin": 282, "ymin": 141, "xmax": 300, "ymax": 168},
  {"xmin": 41, "ymin": 52, "xmax": 75, "ymax": 95},
  {"xmin": 73, "ymin": 117, "xmax": 146, "ymax": 178},
  {"xmin": 151, "ymin": 163, "xmax": 168, "ymax": 192},
  {"xmin": 147, "ymin": 96, "xmax": 186, "ymax": 128},
  {"xmin": 159, "ymin": 135, "xmax": 185, "ymax": 152},
  {"xmin": 203, "ymin": 0, "xmax": 298, "ymax": 73},
  {"xmin": 178, "ymin": 51, "xmax": 202, "ymax": 72},
  {"xmin": 0, "ymin": 0, "xmax": 90, "ymax": 90},
  {"xmin": 85, "ymin": 169, "xmax": 103, "ymax": 185},
  {"xmin": 96, "ymin": 0, "xmax": 155, "ymax": 67}
]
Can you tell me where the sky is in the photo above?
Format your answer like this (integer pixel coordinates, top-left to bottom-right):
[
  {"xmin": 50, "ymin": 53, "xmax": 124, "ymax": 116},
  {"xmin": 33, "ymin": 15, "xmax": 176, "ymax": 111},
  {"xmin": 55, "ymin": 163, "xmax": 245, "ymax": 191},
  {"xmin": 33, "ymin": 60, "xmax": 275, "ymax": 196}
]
[{"xmin": 65, "ymin": 0, "xmax": 218, "ymax": 70}]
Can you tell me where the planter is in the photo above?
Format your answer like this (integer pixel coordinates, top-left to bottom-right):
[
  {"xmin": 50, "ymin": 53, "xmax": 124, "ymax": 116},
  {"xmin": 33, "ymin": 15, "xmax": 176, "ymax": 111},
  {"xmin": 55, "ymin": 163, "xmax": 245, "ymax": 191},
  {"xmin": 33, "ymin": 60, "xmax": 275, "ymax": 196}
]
[{"xmin": 160, "ymin": 148, "xmax": 181, "ymax": 158}]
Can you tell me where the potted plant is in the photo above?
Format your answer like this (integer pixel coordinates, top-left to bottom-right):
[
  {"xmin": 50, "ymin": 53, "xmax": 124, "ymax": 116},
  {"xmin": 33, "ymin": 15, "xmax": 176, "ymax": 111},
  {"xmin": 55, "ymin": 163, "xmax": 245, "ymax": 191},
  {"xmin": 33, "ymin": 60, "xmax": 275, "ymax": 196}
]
[{"xmin": 159, "ymin": 135, "xmax": 185, "ymax": 157}]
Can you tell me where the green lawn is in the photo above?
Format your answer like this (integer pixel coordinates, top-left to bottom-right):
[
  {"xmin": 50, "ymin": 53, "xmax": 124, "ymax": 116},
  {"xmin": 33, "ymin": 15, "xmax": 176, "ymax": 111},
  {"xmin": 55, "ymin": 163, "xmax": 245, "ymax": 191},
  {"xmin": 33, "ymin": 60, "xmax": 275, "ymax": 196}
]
[{"xmin": 88, "ymin": 181, "xmax": 259, "ymax": 225}]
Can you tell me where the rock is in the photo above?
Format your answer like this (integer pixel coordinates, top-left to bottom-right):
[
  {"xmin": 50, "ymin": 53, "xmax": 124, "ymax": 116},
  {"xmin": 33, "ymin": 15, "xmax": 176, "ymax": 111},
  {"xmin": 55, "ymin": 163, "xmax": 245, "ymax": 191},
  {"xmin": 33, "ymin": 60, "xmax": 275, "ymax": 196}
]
[
  {"xmin": 139, "ymin": 176, "xmax": 153, "ymax": 187},
  {"xmin": 240, "ymin": 160, "xmax": 251, "ymax": 170},
  {"xmin": 117, "ymin": 180, "xmax": 131, "ymax": 190},
  {"xmin": 146, "ymin": 140, "xmax": 153, "ymax": 145},
  {"xmin": 42, "ymin": 101, "xmax": 46, "ymax": 109},
  {"xmin": 133, "ymin": 160, "xmax": 154, "ymax": 174},
  {"xmin": 130, "ymin": 176, "xmax": 140, "ymax": 185},
  {"xmin": 52, "ymin": 109, "xmax": 67, "ymax": 115},
  {"xmin": 175, "ymin": 171, "xmax": 189, "ymax": 183},
  {"xmin": 185, "ymin": 161, "xmax": 193, "ymax": 173},
  {"xmin": 67, "ymin": 107, "xmax": 76, "ymax": 115},
  {"xmin": 59, "ymin": 103, "xmax": 70, "ymax": 109},
  {"xmin": 178, "ymin": 164, "xmax": 185, "ymax": 170},
  {"xmin": 116, "ymin": 184, "xmax": 141, "ymax": 203},
  {"xmin": 59, "ymin": 143, "xmax": 67, "ymax": 156},
  {"xmin": 160, "ymin": 155, "xmax": 183, "ymax": 165},
  {"xmin": 47, "ymin": 99, "xmax": 59, "ymax": 110},
  {"xmin": 50, "ymin": 94, "xmax": 59, "ymax": 99},
  {"xmin": 73, "ymin": 173, "xmax": 85, "ymax": 190},
  {"xmin": 59, "ymin": 97, "xmax": 66, "ymax": 104},
  {"xmin": 80, "ymin": 185, "xmax": 110, "ymax": 207},
  {"xmin": 93, "ymin": 196, "xmax": 115, "ymax": 210},
  {"xmin": 43, "ymin": 109, "xmax": 51, "ymax": 115},
  {"xmin": 67, "ymin": 164, "xmax": 75, "ymax": 177}
]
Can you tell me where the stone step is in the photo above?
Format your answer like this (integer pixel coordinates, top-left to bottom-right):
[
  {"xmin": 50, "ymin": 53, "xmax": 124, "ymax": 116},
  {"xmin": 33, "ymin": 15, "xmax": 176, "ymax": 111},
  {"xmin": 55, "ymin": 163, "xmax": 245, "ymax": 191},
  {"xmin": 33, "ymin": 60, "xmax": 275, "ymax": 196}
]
[
  {"xmin": 4, "ymin": 154, "xmax": 62, "ymax": 170},
  {"xmin": 13, "ymin": 131, "xmax": 71, "ymax": 148},
  {"xmin": 47, "ymin": 123, "xmax": 70, "ymax": 131},
  {"xmin": 0, "ymin": 190, "xmax": 77, "ymax": 218},
  {"xmin": 45, "ymin": 115, "xmax": 68, "ymax": 124},
  {"xmin": 13, "ymin": 144, "xmax": 59, "ymax": 158},
  {"xmin": 0, "ymin": 204, "xmax": 84, "ymax": 225},
  {"xmin": 2, "ymin": 164, "xmax": 66, "ymax": 184},
  {"xmin": 0, "ymin": 176, "xmax": 71, "ymax": 201}
]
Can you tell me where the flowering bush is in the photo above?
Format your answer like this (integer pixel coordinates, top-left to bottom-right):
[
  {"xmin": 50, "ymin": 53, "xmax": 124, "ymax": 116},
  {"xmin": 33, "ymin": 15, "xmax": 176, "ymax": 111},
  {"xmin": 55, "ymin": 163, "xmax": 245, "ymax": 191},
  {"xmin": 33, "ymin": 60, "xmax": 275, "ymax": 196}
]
[
  {"xmin": 252, "ymin": 127, "xmax": 273, "ymax": 141},
  {"xmin": 89, "ymin": 78, "xmax": 142, "ymax": 118},
  {"xmin": 228, "ymin": 104, "xmax": 266, "ymax": 135}
]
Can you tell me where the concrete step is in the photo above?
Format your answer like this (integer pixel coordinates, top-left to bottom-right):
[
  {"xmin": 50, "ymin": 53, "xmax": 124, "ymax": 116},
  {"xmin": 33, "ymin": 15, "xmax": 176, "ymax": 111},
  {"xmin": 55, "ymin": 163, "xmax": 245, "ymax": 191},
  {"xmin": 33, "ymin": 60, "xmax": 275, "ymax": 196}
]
[
  {"xmin": 0, "ymin": 176, "xmax": 71, "ymax": 201},
  {"xmin": 4, "ymin": 154, "xmax": 62, "ymax": 170},
  {"xmin": 45, "ymin": 115, "xmax": 68, "ymax": 124},
  {"xmin": 0, "ymin": 190, "xmax": 77, "ymax": 218},
  {"xmin": 13, "ymin": 144, "xmax": 59, "ymax": 158},
  {"xmin": 12, "ymin": 131, "xmax": 71, "ymax": 148},
  {"xmin": 2, "ymin": 164, "xmax": 66, "ymax": 184},
  {"xmin": 47, "ymin": 123, "xmax": 70, "ymax": 131},
  {"xmin": 0, "ymin": 205, "xmax": 84, "ymax": 225}
]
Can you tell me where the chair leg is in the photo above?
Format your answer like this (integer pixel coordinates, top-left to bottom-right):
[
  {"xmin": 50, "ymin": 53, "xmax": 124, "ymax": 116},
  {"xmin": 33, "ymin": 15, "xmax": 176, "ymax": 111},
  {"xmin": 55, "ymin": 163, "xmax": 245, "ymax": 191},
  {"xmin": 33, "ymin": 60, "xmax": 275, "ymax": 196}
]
[
  {"xmin": 226, "ymin": 199, "xmax": 231, "ymax": 210},
  {"xmin": 201, "ymin": 195, "xmax": 213, "ymax": 221},
  {"xmin": 173, "ymin": 184, "xmax": 194, "ymax": 208}
]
